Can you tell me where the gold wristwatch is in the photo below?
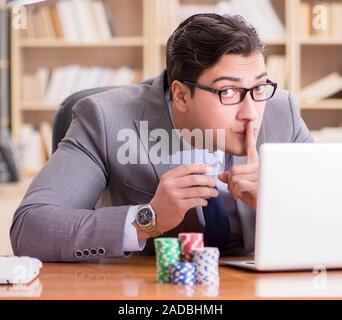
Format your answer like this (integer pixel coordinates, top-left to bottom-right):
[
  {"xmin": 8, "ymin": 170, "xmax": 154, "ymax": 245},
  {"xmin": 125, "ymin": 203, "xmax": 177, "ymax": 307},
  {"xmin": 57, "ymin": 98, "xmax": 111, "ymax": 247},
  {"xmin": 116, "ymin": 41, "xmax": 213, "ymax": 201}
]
[{"xmin": 135, "ymin": 204, "xmax": 162, "ymax": 238}]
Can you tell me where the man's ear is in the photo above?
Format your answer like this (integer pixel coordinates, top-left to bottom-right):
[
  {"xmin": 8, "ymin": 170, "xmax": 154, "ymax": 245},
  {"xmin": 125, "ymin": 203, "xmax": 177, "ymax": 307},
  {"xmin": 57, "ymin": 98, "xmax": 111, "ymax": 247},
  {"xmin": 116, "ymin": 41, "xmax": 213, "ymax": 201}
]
[{"xmin": 171, "ymin": 80, "xmax": 191, "ymax": 112}]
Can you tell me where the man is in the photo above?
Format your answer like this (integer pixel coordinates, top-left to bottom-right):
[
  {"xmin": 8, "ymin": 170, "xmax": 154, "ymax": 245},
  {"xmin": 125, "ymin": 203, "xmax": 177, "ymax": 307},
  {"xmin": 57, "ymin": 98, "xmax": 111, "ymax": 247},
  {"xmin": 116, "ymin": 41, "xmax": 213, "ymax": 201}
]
[{"xmin": 10, "ymin": 14, "xmax": 313, "ymax": 262}]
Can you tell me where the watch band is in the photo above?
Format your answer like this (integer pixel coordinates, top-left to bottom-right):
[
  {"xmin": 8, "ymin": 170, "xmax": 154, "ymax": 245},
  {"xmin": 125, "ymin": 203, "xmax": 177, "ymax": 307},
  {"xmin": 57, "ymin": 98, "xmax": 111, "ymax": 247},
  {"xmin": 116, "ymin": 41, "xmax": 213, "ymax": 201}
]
[{"xmin": 143, "ymin": 224, "xmax": 162, "ymax": 238}]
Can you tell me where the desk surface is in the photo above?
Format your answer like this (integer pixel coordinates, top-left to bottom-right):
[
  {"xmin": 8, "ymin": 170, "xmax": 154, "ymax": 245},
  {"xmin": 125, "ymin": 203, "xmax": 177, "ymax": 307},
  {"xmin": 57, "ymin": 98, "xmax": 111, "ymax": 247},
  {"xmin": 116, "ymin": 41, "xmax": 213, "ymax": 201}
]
[{"xmin": 2, "ymin": 256, "xmax": 342, "ymax": 299}]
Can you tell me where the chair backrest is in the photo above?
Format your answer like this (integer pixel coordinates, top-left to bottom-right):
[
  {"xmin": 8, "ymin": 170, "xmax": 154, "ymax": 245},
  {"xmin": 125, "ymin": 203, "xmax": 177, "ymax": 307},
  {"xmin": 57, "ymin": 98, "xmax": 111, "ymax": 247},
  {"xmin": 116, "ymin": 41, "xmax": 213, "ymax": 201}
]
[
  {"xmin": 52, "ymin": 87, "xmax": 113, "ymax": 154},
  {"xmin": 51, "ymin": 76, "xmax": 156, "ymax": 154}
]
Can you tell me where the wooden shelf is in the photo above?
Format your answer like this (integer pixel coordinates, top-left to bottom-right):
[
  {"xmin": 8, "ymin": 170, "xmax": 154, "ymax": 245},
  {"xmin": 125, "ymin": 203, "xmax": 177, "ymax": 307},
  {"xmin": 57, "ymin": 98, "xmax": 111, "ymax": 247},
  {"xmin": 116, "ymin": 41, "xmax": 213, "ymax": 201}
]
[
  {"xmin": 21, "ymin": 102, "xmax": 59, "ymax": 111},
  {"xmin": 301, "ymin": 99, "xmax": 342, "ymax": 110},
  {"xmin": 300, "ymin": 37, "xmax": 342, "ymax": 45},
  {"xmin": 19, "ymin": 37, "xmax": 145, "ymax": 48}
]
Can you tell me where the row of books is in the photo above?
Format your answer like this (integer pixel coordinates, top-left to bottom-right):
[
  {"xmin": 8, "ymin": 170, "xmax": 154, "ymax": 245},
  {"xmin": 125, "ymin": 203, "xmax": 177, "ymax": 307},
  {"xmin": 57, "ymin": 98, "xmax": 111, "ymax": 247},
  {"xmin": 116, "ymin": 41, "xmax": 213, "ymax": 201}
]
[
  {"xmin": 22, "ymin": 65, "xmax": 141, "ymax": 105},
  {"xmin": 178, "ymin": 0, "xmax": 285, "ymax": 41},
  {"xmin": 23, "ymin": 0, "xmax": 115, "ymax": 41},
  {"xmin": 300, "ymin": 72, "xmax": 342, "ymax": 105},
  {"xmin": 266, "ymin": 55, "xmax": 286, "ymax": 90},
  {"xmin": 300, "ymin": 2, "xmax": 342, "ymax": 38}
]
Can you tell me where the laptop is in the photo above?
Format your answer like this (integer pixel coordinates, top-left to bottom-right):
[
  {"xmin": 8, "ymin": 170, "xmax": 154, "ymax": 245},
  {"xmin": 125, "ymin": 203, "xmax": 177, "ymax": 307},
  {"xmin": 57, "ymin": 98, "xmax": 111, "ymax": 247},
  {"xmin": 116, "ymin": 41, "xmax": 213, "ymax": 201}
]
[{"xmin": 219, "ymin": 143, "xmax": 342, "ymax": 272}]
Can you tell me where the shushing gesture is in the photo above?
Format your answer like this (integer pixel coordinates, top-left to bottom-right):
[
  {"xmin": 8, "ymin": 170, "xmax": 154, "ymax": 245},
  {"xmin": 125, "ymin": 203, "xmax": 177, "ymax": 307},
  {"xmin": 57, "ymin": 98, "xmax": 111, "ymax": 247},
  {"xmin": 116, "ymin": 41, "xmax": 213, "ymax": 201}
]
[{"xmin": 218, "ymin": 121, "xmax": 259, "ymax": 209}]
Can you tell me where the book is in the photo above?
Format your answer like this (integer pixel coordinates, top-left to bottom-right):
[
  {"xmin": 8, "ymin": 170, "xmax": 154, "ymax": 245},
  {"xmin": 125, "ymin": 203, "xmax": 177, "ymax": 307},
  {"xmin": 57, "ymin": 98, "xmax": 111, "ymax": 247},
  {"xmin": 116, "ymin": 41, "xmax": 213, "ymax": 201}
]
[
  {"xmin": 70, "ymin": 0, "xmax": 96, "ymax": 42},
  {"xmin": 56, "ymin": 0, "xmax": 80, "ymax": 41},
  {"xmin": 300, "ymin": 72, "xmax": 342, "ymax": 104},
  {"xmin": 102, "ymin": 0, "xmax": 116, "ymax": 37},
  {"xmin": 266, "ymin": 55, "xmax": 286, "ymax": 89},
  {"xmin": 92, "ymin": 0, "xmax": 113, "ymax": 40},
  {"xmin": 300, "ymin": 2, "xmax": 311, "ymax": 37},
  {"xmin": 26, "ymin": 7, "xmax": 38, "ymax": 38},
  {"xmin": 33, "ymin": 6, "xmax": 47, "ymax": 38},
  {"xmin": 50, "ymin": 4, "xmax": 64, "ymax": 39},
  {"xmin": 40, "ymin": 5, "xmax": 56, "ymax": 39}
]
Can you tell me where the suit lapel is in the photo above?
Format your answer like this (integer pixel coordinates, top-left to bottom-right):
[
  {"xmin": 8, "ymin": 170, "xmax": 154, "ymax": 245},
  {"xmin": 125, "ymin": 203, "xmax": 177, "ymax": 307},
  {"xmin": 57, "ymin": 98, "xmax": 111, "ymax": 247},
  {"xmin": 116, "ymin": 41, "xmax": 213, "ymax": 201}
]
[{"xmin": 133, "ymin": 72, "xmax": 175, "ymax": 183}]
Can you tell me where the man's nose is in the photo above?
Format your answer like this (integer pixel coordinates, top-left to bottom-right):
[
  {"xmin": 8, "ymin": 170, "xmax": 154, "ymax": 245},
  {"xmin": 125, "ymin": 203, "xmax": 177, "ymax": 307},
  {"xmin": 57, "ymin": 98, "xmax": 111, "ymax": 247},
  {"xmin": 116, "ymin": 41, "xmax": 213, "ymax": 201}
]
[{"xmin": 236, "ymin": 93, "xmax": 258, "ymax": 122}]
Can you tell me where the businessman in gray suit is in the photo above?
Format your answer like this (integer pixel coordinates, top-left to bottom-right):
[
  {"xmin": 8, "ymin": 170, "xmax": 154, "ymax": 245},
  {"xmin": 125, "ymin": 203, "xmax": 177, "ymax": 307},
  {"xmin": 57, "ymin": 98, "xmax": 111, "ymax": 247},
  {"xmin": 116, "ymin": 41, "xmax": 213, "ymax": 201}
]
[{"xmin": 10, "ymin": 13, "xmax": 313, "ymax": 262}]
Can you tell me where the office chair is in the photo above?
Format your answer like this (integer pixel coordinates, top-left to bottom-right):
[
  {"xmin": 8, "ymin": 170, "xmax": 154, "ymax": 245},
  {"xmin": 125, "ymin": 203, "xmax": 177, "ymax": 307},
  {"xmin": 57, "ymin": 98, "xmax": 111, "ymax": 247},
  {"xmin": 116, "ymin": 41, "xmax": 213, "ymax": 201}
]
[{"xmin": 52, "ymin": 87, "xmax": 112, "ymax": 153}]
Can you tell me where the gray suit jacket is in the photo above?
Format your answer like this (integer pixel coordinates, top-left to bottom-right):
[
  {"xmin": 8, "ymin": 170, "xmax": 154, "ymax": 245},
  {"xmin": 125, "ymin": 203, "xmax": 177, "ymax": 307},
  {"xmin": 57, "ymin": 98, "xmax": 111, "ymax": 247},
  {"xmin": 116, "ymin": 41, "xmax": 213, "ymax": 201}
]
[{"xmin": 10, "ymin": 70, "xmax": 313, "ymax": 262}]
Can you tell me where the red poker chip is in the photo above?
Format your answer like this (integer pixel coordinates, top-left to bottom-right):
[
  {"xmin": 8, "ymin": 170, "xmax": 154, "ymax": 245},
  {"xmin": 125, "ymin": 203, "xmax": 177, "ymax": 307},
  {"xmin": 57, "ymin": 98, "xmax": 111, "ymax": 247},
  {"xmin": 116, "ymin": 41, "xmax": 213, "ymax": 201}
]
[{"xmin": 178, "ymin": 233, "xmax": 204, "ymax": 262}]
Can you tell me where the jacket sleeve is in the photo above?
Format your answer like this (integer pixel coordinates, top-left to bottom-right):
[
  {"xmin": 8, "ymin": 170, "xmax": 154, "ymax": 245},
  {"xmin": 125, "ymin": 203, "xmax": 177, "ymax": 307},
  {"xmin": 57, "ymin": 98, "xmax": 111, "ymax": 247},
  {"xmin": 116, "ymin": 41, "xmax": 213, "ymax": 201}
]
[
  {"xmin": 10, "ymin": 97, "xmax": 133, "ymax": 262},
  {"xmin": 289, "ymin": 93, "xmax": 314, "ymax": 143}
]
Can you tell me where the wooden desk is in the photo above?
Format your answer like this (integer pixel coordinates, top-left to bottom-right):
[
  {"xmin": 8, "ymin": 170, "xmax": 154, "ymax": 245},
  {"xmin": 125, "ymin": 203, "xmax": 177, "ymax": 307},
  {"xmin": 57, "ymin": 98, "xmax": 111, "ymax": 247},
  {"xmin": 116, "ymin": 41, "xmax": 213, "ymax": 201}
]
[{"xmin": 1, "ymin": 256, "xmax": 342, "ymax": 299}]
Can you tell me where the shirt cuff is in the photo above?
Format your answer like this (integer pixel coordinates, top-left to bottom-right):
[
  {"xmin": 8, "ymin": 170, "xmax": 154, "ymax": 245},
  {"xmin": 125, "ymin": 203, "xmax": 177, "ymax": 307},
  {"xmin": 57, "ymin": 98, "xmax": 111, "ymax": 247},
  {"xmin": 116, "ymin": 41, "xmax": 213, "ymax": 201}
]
[{"xmin": 123, "ymin": 205, "xmax": 146, "ymax": 252}]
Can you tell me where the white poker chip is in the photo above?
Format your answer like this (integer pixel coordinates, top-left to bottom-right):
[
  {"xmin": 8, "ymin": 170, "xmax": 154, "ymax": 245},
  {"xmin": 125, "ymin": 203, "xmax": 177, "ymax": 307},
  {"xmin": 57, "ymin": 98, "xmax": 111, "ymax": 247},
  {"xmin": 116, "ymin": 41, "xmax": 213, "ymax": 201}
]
[{"xmin": 192, "ymin": 247, "xmax": 220, "ymax": 285}]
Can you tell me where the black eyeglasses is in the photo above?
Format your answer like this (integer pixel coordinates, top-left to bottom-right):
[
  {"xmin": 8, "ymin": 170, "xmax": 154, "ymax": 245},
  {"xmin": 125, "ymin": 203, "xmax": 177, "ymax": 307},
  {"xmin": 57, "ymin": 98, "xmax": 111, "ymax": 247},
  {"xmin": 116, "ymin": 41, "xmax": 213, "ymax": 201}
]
[{"xmin": 182, "ymin": 79, "xmax": 278, "ymax": 106}]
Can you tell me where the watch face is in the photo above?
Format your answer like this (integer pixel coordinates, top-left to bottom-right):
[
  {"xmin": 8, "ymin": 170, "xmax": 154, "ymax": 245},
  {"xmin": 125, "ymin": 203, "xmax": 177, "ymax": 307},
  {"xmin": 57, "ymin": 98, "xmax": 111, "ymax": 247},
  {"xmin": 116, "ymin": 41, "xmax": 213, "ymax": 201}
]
[{"xmin": 137, "ymin": 207, "xmax": 153, "ymax": 226}]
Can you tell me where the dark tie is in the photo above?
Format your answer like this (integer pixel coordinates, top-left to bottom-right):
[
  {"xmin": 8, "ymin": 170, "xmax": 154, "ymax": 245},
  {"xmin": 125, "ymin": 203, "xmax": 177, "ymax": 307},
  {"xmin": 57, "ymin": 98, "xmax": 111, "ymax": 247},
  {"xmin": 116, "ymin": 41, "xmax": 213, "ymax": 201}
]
[{"xmin": 202, "ymin": 190, "xmax": 231, "ymax": 248}]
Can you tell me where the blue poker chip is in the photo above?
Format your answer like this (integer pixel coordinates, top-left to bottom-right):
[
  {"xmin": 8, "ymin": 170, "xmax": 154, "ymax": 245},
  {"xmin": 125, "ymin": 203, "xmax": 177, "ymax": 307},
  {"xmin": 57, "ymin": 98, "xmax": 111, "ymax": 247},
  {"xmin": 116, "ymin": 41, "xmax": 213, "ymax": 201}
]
[{"xmin": 170, "ymin": 262, "xmax": 196, "ymax": 285}]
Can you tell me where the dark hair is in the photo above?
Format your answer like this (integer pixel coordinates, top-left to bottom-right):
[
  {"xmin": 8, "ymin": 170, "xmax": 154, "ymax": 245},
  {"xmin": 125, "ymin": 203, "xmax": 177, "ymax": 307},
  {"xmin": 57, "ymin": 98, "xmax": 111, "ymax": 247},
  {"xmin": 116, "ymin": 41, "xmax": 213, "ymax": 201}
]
[{"xmin": 166, "ymin": 13, "xmax": 265, "ymax": 92}]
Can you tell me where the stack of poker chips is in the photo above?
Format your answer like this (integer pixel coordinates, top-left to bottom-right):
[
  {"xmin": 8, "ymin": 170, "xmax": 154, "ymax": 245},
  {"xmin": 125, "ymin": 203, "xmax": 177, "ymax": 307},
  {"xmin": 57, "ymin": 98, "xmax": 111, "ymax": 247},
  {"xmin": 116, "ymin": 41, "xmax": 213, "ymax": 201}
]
[
  {"xmin": 154, "ymin": 238, "xmax": 181, "ymax": 283},
  {"xmin": 192, "ymin": 247, "xmax": 220, "ymax": 285},
  {"xmin": 154, "ymin": 233, "xmax": 220, "ymax": 285}
]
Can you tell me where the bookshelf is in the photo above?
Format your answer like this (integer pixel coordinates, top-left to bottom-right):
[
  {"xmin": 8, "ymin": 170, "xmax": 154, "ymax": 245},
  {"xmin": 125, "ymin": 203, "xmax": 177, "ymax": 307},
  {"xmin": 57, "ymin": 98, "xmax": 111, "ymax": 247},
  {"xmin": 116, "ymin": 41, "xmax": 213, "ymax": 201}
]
[
  {"xmin": 296, "ymin": 0, "xmax": 342, "ymax": 129},
  {"xmin": 7, "ymin": 0, "xmax": 342, "ymax": 175},
  {"xmin": 10, "ymin": 0, "xmax": 156, "ymax": 142}
]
